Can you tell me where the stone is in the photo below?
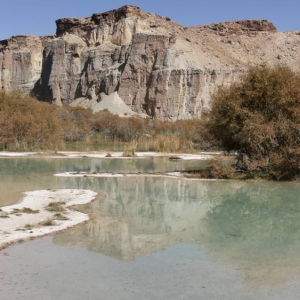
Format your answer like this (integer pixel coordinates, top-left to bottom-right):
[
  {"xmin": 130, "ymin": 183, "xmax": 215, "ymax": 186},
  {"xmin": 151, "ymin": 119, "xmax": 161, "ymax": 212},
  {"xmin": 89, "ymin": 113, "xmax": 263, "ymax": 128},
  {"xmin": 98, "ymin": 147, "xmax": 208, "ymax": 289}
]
[{"xmin": 1, "ymin": 5, "xmax": 300, "ymax": 120}]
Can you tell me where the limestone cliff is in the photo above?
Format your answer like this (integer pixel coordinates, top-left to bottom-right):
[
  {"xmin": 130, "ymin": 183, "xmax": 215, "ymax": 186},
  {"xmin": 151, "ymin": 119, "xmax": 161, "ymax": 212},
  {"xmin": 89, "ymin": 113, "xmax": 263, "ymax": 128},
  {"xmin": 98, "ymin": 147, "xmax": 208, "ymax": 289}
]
[{"xmin": 1, "ymin": 5, "xmax": 300, "ymax": 120}]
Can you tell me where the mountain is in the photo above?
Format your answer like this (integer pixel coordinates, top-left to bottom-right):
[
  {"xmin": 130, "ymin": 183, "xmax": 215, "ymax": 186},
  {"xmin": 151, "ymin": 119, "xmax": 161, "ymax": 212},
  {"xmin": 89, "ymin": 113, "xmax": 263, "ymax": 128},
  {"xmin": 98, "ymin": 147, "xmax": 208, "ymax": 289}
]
[{"xmin": 1, "ymin": 5, "xmax": 300, "ymax": 120}]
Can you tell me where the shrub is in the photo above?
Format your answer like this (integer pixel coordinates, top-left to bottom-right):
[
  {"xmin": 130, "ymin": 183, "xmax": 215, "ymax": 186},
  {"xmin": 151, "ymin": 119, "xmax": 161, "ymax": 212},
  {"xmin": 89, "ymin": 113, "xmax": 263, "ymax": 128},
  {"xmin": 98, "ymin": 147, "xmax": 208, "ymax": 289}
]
[
  {"xmin": 93, "ymin": 110, "xmax": 147, "ymax": 142},
  {"xmin": 207, "ymin": 64, "xmax": 300, "ymax": 180},
  {"xmin": 93, "ymin": 111, "xmax": 217, "ymax": 150},
  {"xmin": 0, "ymin": 91, "xmax": 217, "ymax": 152},
  {"xmin": 56, "ymin": 106, "xmax": 94, "ymax": 141},
  {"xmin": 41, "ymin": 219, "xmax": 55, "ymax": 226},
  {"xmin": 185, "ymin": 159, "xmax": 235, "ymax": 179},
  {"xmin": 0, "ymin": 91, "xmax": 62, "ymax": 150}
]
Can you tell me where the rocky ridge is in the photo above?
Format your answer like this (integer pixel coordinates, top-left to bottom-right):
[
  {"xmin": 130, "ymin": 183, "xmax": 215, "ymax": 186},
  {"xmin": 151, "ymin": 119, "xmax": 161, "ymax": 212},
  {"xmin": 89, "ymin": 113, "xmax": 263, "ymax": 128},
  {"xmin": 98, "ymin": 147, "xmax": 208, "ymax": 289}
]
[{"xmin": 1, "ymin": 5, "xmax": 300, "ymax": 120}]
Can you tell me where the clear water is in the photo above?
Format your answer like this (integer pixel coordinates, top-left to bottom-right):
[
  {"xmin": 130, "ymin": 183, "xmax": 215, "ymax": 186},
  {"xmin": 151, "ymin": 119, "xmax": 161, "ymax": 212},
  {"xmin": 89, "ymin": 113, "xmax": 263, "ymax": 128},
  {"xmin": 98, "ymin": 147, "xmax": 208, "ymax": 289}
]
[
  {"xmin": 0, "ymin": 156, "xmax": 205, "ymax": 206},
  {"xmin": 0, "ymin": 157, "xmax": 300, "ymax": 299}
]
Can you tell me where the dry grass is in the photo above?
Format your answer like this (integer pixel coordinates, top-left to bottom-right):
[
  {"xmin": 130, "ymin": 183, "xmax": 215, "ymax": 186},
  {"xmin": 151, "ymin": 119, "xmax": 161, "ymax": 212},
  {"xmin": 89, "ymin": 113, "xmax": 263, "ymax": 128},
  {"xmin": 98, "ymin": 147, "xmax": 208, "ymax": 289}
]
[
  {"xmin": 122, "ymin": 141, "xmax": 137, "ymax": 157},
  {"xmin": 12, "ymin": 207, "xmax": 39, "ymax": 214},
  {"xmin": 54, "ymin": 213, "xmax": 69, "ymax": 221},
  {"xmin": 0, "ymin": 214, "xmax": 9, "ymax": 218},
  {"xmin": 40, "ymin": 219, "xmax": 55, "ymax": 226},
  {"xmin": 45, "ymin": 202, "xmax": 66, "ymax": 212},
  {"xmin": 137, "ymin": 135, "xmax": 194, "ymax": 152}
]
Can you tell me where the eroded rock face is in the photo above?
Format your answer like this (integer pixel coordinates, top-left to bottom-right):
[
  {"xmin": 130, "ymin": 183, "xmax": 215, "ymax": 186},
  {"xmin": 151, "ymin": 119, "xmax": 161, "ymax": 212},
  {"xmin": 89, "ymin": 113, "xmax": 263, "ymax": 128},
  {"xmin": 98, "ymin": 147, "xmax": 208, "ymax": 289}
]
[
  {"xmin": 202, "ymin": 20, "xmax": 277, "ymax": 35},
  {"xmin": 0, "ymin": 36, "xmax": 49, "ymax": 93},
  {"xmin": 1, "ymin": 5, "xmax": 300, "ymax": 120}
]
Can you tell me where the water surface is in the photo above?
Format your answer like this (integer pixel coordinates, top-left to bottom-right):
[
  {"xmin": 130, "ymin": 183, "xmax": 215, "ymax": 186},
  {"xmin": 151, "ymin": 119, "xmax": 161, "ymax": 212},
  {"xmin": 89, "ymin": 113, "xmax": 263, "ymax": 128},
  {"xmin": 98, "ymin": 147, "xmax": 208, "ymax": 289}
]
[
  {"xmin": 0, "ymin": 156, "xmax": 300, "ymax": 299},
  {"xmin": 0, "ymin": 156, "xmax": 204, "ymax": 206}
]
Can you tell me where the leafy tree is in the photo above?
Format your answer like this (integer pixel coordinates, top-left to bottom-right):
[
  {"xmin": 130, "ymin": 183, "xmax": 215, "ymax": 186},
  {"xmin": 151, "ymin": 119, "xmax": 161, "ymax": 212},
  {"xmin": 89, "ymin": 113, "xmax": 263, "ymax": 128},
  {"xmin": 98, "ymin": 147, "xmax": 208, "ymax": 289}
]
[{"xmin": 207, "ymin": 64, "xmax": 300, "ymax": 180}]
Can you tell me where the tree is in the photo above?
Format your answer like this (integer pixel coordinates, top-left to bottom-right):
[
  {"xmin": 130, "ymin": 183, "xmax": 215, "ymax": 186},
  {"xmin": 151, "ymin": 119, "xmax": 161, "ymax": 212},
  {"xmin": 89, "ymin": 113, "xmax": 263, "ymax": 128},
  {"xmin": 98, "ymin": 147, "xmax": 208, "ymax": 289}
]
[{"xmin": 207, "ymin": 64, "xmax": 300, "ymax": 180}]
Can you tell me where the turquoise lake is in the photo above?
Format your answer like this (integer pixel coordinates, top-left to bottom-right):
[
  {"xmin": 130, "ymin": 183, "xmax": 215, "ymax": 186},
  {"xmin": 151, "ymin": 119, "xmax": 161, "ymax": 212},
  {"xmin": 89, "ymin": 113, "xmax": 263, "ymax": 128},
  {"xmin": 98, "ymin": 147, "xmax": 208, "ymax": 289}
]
[{"xmin": 0, "ymin": 156, "xmax": 300, "ymax": 299}]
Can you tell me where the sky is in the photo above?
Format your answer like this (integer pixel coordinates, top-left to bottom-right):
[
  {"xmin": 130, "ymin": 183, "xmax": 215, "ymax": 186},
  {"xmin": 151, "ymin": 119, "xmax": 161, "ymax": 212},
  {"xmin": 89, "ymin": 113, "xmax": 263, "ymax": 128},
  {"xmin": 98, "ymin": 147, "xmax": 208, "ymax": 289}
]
[{"xmin": 1, "ymin": 0, "xmax": 300, "ymax": 40}]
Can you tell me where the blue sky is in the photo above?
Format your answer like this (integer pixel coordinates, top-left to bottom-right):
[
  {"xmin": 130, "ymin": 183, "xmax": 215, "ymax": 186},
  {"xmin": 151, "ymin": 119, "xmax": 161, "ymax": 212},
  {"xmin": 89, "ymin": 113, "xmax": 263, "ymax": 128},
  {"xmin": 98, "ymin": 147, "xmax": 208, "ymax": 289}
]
[{"xmin": 1, "ymin": 0, "xmax": 299, "ymax": 40}]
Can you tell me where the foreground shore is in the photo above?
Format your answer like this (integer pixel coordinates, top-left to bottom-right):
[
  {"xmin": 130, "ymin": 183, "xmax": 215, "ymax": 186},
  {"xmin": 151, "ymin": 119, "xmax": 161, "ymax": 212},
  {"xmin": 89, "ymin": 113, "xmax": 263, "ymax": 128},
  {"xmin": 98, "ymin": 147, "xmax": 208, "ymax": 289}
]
[{"xmin": 0, "ymin": 189, "xmax": 97, "ymax": 250}]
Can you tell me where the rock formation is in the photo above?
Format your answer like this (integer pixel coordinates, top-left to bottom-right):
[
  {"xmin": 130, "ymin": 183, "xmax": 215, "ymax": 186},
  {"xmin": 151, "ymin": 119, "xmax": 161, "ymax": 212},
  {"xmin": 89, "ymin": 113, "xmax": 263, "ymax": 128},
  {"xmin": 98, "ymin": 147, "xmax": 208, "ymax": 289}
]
[{"xmin": 1, "ymin": 5, "xmax": 300, "ymax": 120}]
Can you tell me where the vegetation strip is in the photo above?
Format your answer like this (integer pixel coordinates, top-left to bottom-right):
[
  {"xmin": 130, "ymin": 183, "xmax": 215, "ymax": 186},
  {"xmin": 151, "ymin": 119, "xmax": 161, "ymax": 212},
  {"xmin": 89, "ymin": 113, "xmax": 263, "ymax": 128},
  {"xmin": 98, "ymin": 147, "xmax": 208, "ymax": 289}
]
[{"xmin": 0, "ymin": 91, "xmax": 216, "ymax": 152}]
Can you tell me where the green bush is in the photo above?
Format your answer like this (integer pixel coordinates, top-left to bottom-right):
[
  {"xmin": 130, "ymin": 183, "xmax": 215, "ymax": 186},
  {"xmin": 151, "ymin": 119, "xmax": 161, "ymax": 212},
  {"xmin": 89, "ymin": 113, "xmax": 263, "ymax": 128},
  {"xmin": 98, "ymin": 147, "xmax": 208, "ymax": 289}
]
[{"xmin": 207, "ymin": 64, "xmax": 300, "ymax": 180}]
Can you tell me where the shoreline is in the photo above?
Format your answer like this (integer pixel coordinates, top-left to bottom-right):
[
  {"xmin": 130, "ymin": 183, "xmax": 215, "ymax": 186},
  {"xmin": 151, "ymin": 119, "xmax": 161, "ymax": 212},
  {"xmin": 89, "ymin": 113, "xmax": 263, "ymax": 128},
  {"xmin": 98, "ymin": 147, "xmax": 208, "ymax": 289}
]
[
  {"xmin": 0, "ymin": 189, "xmax": 97, "ymax": 251},
  {"xmin": 0, "ymin": 151, "xmax": 222, "ymax": 159}
]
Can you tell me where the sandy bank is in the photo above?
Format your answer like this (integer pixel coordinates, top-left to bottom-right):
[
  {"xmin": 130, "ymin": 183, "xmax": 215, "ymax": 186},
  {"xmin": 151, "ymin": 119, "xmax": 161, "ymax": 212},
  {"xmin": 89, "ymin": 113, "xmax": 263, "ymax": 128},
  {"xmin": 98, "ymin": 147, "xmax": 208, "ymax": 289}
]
[
  {"xmin": 0, "ymin": 189, "xmax": 97, "ymax": 250},
  {"xmin": 0, "ymin": 151, "xmax": 219, "ymax": 159},
  {"xmin": 0, "ymin": 152, "xmax": 36, "ymax": 157},
  {"xmin": 58, "ymin": 151, "xmax": 216, "ymax": 160},
  {"xmin": 54, "ymin": 171, "xmax": 220, "ymax": 181},
  {"xmin": 54, "ymin": 171, "xmax": 183, "ymax": 178}
]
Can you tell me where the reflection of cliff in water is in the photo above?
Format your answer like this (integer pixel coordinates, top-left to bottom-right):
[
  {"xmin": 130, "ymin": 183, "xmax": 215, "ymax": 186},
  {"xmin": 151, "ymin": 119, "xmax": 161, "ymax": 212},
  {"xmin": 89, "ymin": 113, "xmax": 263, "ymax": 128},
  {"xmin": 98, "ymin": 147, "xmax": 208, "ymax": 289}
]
[
  {"xmin": 53, "ymin": 176, "xmax": 240, "ymax": 261},
  {"xmin": 53, "ymin": 178, "xmax": 300, "ymax": 287},
  {"xmin": 0, "ymin": 156, "xmax": 205, "ymax": 206}
]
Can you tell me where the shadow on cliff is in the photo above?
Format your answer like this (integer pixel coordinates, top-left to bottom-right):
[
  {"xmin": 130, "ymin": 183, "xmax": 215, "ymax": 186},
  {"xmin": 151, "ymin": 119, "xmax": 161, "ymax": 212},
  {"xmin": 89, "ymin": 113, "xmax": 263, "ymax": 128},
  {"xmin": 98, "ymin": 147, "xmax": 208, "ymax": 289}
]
[{"xmin": 30, "ymin": 51, "xmax": 54, "ymax": 102}]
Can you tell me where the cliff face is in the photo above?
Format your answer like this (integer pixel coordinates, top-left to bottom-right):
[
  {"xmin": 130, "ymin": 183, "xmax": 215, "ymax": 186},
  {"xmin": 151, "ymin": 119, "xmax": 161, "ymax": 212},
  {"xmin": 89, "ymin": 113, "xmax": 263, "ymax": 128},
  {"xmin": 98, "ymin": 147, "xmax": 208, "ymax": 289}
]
[{"xmin": 1, "ymin": 5, "xmax": 300, "ymax": 120}]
